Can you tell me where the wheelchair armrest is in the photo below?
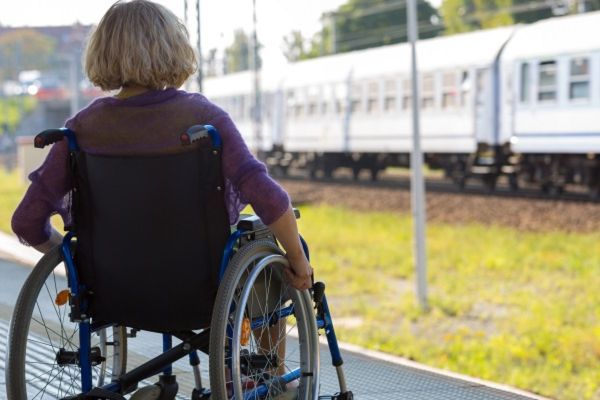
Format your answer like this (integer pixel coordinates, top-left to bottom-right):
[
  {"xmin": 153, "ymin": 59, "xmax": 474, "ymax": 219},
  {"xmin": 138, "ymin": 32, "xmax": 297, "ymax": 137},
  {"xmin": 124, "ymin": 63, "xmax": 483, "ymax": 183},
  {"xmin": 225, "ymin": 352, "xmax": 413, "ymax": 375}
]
[
  {"xmin": 236, "ymin": 208, "xmax": 300, "ymax": 232},
  {"xmin": 237, "ymin": 215, "xmax": 266, "ymax": 231}
]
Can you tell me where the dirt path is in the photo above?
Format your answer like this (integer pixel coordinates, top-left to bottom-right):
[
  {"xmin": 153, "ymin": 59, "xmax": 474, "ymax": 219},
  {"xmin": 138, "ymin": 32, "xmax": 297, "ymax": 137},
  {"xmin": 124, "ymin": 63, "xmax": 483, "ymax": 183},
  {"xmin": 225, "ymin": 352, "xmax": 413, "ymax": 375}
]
[{"xmin": 280, "ymin": 179, "xmax": 600, "ymax": 233}]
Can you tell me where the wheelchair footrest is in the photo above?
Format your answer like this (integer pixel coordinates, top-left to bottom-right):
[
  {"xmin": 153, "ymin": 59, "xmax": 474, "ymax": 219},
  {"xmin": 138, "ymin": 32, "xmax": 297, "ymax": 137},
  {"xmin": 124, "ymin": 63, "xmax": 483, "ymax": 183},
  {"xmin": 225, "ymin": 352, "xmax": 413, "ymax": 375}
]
[{"xmin": 62, "ymin": 387, "xmax": 127, "ymax": 400}]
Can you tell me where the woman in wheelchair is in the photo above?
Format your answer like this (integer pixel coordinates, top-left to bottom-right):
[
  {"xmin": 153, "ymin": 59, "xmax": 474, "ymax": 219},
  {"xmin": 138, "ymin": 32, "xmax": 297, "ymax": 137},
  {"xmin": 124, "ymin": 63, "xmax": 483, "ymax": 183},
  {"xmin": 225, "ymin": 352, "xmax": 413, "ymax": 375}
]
[{"xmin": 7, "ymin": 1, "xmax": 352, "ymax": 399}]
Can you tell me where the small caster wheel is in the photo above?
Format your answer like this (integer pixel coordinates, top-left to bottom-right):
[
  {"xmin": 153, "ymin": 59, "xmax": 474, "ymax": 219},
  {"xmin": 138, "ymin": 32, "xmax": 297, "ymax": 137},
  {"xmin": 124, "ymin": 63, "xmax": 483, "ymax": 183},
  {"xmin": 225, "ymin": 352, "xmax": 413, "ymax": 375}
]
[{"xmin": 192, "ymin": 387, "xmax": 212, "ymax": 399}]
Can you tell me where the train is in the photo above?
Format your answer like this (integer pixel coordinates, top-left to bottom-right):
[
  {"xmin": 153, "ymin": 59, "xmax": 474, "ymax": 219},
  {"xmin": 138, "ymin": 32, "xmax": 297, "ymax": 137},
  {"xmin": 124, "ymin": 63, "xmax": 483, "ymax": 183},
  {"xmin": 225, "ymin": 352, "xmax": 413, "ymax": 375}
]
[{"xmin": 204, "ymin": 11, "xmax": 600, "ymax": 197}]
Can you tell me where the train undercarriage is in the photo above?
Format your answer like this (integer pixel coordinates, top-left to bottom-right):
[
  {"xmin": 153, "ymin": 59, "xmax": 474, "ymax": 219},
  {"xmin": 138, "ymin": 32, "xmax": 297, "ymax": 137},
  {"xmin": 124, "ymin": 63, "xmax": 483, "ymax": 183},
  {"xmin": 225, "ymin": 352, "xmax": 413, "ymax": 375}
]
[{"xmin": 263, "ymin": 146, "xmax": 600, "ymax": 200}]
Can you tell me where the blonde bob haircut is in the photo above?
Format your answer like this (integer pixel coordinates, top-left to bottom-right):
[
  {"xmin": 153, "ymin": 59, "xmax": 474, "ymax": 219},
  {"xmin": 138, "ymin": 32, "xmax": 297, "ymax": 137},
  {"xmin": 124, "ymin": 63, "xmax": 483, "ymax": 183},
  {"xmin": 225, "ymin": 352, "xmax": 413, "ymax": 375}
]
[{"xmin": 85, "ymin": 0, "xmax": 197, "ymax": 91}]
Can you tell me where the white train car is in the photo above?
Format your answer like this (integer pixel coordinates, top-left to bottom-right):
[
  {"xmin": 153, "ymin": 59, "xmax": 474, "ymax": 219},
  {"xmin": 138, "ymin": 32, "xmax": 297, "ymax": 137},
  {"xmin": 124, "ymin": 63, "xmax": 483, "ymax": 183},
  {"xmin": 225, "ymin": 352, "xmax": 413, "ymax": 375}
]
[
  {"xmin": 499, "ymin": 12, "xmax": 600, "ymax": 194},
  {"xmin": 205, "ymin": 27, "xmax": 516, "ymax": 178},
  {"xmin": 204, "ymin": 71, "xmax": 256, "ymax": 149},
  {"xmin": 204, "ymin": 11, "xmax": 600, "ymax": 195},
  {"xmin": 279, "ymin": 27, "xmax": 514, "ymax": 154}
]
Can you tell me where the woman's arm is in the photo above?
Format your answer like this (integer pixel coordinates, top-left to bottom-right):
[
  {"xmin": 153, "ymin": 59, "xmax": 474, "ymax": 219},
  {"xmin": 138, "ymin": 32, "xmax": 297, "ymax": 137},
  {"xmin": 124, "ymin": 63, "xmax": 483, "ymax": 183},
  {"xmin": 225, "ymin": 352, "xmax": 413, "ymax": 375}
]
[
  {"xmin": 267, "ymin": 206, "xmax": 313, "ymax": 291},
  {"xmin": 12, "ymin": 139, "xmax": 71, "ymax": 252},
  {"xmin": 210, "ymin": 112, "xmax": 313, "ymax": 290},
  {"xmin": 32, "ymin": 228, "xmax": 63, "ymax": 253}
]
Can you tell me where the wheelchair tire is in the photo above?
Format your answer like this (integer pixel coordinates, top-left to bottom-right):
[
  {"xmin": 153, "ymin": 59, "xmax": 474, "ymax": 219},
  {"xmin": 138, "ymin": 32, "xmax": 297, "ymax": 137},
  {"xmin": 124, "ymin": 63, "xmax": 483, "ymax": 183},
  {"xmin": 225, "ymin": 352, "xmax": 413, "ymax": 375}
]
[
  {"xmin": 209, "ymin": 239, "xmax": 320, "ymax": 400},
  {"xmin": 6, "ymin": 245, "xmax": 128, "ymax": 399}
]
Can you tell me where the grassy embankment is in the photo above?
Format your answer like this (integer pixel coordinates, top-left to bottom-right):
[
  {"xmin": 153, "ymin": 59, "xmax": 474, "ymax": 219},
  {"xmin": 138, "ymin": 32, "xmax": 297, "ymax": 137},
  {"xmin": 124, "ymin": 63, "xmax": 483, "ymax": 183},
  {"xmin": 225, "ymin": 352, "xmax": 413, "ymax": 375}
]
[
  {"xmin": 295, "ymin": 205, "xmax": 599, "ymax": 400},
  {"xmin": 1, "ymin": 169, "xmax": 598, "ymax": 400},
  {"xmin": 0, "ymin": 169, "xmax": 23, "ymax": 233}
]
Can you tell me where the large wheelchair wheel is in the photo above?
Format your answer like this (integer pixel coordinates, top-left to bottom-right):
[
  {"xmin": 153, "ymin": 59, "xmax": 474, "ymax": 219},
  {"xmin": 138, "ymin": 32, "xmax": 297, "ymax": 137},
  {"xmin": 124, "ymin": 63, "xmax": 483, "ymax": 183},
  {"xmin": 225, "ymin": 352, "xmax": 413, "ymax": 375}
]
[
  {"xmin": 6, "ymin": 245, "xmax": 127, "ymax": 399},
  {"xmin": 209, "ymin": 239, "xmax": 320, "ymax": 399}
]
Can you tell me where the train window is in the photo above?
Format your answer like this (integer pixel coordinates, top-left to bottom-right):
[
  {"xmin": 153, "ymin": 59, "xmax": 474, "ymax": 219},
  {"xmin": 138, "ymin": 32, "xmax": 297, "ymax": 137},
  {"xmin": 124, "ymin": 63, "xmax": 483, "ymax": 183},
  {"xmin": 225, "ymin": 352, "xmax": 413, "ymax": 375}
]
[
  {"xmin": 402, "ymin": 78, "xmax": 412, "ymax": 110},
  {"xmin": 460, "ymin": 71, "xmax": 470, "ymax": 107},
  {"xmin": 520, "ymin": 63, "xmax": 530, "ymax": 103},
  {"xmin": 223, "ymin": 98, "xmax": 232, "ymax": 114},
  {"xmin": 441, "ymin": 72, "xmax": 458, "ymax": 108},
  {"xmin": 262, "ymin": 93, "xmax": 271, "ymax": 118},
  {"xmin": 231, "ymin": 96, "xmax": 240, "ymax": 119},
  {"xmin": 241, "ymin": 95, "xmax": 249, "ymax": 119},
  {"xmin": 384, "ymin": 79, "xmax": 397, "ymax": 111},
  {"xmin": 538, "ymin": 60, "xmax": 557, "ymax": 102},
  {"xmin": 321, "ymin": 86, "xmax": 332, "ymax": 115},
  {"xmin": 351, "ymin": 83, "xmax": 362, "ymax": 113},
  {"xmin": 246, "ymin": 96, "xmax": 252, "ymax": 118},
  {"xmin": 295, "ymin": 102, "xmax": 304, "ymax": 117},
  {"xmin": 334, "ymin": 83, "xmax": 346, "ymax": 114},
  {"xmin": 367, "ymin": 82, "xmax": 379, "ymax": 113},
  {"xmin": 421, "ymin": 74, "xmax": 435, "ymax": 109},
  {"xmin": 335, "ymin": 100, "xmax": 343, "ymax": 114},
  {"xmin": 286, "ymin": 90, "xmax": 297, "ymax": 118},
  {"xmin": 225, "ymin": 98, "xmax": 233, "ymax": 116},
  {"xmin": 569, "ymin": 57, "xmax": 589, "ymax": 100},
  {"xmin": 307, "ymin": 86, "xmax": 319, "ymax": 115}
]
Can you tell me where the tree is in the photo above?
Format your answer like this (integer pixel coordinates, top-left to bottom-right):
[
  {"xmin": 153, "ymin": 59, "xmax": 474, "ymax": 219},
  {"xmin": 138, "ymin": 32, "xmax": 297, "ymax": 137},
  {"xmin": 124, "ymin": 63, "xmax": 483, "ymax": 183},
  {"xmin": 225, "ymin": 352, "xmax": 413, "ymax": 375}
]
[
  {"xmin": 283, "ymin": 0, "xmax": 443, "ymax": 60},
  {"xmin": 223, "ymin": 30, "xmax": 262, "ymax": 74},
  {"xmin": 0, "ymin": 29, "xmax": 56, "ymax": 80},
  {"xmin": 282, "ymin": 27, "xmax": 333, "ymax": 62},
  {"xmin": 440, "ymin": 0, "xmax": 514, "ymax": 34},
  {"xmin": 440, "ymin": 0, "xmax": 600, "ymax": 34},
  {"xmin": 440, "ymin": 0, "xmax": 473, "ymax": 33},
  {"xmin": 332, "ymin": 0, "xmax": 443, "ymax": 53},
  {"xmin": 282, "ymin": 30, "xmax": 306, "ymax": 62}
]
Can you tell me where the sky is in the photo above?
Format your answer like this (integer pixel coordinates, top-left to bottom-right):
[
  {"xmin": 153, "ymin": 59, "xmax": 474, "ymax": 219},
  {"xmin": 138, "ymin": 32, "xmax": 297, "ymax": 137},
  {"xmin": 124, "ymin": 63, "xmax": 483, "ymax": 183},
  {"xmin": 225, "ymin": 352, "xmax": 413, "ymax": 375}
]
[{"xmin": 0, "ymin": 0, "xmax": 352, "ymax": 66}]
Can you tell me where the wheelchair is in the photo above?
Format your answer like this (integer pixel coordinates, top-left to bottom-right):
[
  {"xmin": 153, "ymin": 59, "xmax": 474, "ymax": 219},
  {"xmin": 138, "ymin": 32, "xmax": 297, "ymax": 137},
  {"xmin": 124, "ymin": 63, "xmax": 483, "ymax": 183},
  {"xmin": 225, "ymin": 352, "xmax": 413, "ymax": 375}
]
[{"xmin": 5, "ymin": 125, "xmax": 353, "ymax": 400}]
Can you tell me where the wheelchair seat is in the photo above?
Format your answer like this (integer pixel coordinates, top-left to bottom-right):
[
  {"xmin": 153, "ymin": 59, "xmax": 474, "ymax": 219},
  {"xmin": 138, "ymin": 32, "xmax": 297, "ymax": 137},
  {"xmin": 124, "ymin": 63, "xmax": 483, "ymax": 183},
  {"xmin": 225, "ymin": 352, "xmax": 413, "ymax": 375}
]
[{"xmin": 72, "ymin": 143, "xmax": 230, "ymax": 332}]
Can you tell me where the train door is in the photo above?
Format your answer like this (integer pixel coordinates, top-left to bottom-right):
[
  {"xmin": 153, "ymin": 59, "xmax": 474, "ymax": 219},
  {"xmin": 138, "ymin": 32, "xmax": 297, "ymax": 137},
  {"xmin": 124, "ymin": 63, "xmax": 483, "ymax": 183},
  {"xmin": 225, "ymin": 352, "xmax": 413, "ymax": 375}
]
[
  {"xmin": 271, "ymin": 88, "xmax": 285, "ymax": 147},
  {"xmin": 473, "ymin": 67, "xmax": 493, "ymax": 144}
]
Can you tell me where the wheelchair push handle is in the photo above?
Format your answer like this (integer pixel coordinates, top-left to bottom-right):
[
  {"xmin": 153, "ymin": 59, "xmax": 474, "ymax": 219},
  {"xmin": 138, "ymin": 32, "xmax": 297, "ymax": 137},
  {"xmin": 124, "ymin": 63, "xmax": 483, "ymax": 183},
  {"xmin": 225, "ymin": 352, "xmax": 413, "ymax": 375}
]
[
  {"xmin": 34, "ymin": 128, "xmax": 69, "ymax": 148},
  {"xmin": 180, "ymin": 124, "xmax": 222, "ymax": 148}
]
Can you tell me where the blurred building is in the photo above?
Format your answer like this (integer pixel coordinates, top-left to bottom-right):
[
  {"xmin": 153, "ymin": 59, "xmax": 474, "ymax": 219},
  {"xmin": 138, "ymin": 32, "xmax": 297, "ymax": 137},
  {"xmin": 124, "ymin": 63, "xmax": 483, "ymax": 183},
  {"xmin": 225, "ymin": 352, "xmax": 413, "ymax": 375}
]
[
  {"xmin": 0, "ymin": 23, "xmax": 92, "ymax": 54},
  {"xmin": 0, "ymin": 24, "xmax": 102, "ymax": 179}
]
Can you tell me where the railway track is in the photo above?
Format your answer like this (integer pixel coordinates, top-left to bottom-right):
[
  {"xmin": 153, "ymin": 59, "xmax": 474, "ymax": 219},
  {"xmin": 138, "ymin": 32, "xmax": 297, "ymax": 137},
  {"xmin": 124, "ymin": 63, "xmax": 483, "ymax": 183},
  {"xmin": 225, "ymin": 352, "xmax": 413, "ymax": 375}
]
[
  {"xmin": 275, "ymin": 168, "xmax": 599, "ymax": 204},
  {"xmin": 276, "ymin": 170, "xmax": 600, "ymax": 233}
]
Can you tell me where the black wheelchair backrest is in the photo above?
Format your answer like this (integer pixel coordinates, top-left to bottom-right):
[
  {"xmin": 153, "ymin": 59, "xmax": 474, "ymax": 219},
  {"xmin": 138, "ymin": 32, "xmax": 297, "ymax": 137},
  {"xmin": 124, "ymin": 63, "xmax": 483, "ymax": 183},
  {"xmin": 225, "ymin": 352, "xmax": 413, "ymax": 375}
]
[{"xmin": 72, "ymin": 146, "xmax": 230, "ymax": 332}]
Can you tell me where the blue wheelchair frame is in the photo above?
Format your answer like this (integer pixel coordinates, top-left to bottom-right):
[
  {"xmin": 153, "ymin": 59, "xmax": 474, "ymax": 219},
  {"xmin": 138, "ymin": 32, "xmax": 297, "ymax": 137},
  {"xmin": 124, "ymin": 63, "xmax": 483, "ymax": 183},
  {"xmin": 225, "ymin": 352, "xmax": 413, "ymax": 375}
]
[{"xmin": 37, "ymin": 126, "xmax": 348, "ymax": 399}]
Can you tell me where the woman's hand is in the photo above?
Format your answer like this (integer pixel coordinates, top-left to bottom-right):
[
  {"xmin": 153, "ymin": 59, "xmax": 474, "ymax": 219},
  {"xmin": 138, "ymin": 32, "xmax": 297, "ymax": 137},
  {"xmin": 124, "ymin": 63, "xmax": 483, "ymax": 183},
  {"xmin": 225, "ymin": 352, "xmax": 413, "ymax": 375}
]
[{"xmin": 283, "ymin": 251, "xmax": 313, "ymax": 291}]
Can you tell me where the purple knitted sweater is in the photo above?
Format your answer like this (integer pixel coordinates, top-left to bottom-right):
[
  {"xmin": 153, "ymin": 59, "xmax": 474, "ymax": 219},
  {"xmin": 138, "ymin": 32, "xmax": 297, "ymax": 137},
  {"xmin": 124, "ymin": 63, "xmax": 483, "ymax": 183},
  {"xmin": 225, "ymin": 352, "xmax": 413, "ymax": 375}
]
[{"xmin": 12, "ymin": 88, "xmax": 290, "ymax": 246}]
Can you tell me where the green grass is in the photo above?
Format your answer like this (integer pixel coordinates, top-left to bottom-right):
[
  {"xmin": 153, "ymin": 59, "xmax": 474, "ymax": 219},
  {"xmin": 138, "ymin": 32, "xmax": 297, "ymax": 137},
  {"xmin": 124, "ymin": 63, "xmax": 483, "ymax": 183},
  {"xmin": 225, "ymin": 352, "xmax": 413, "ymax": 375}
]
[
  {"xmin": 296, "ymin": 205, "xmax": 600, "ymax": 400},
  {"xmin": 1, "ymin": 170, "xmax": 598, "ymax": 399},
  {"xmin": 0, "ymin": 169, "xmax": 25, "ymax": 233},
  {"xmin": 0, "ymin": 169, "xmax": 65, "ymax": 236}
]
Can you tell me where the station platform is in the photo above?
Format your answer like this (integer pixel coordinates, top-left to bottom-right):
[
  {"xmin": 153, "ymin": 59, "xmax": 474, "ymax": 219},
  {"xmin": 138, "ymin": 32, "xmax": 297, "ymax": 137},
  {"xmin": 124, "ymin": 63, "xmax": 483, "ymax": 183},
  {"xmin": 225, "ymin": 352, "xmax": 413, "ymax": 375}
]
[{"xmin": 0, "ymin": 232, "xmax": 549, "ymax": 400}]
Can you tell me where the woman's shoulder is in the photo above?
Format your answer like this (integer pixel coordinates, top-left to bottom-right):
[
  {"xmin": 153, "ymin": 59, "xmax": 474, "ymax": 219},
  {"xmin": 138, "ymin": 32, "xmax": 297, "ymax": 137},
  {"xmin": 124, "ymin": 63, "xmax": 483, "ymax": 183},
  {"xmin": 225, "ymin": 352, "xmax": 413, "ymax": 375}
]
[
  {"xmin": 64, "ymin": 96, "xmax": 110, "ymax": 129},
  {"xmin": 178, "ymin": 90, "xmax": 227, "ymax": 116}
]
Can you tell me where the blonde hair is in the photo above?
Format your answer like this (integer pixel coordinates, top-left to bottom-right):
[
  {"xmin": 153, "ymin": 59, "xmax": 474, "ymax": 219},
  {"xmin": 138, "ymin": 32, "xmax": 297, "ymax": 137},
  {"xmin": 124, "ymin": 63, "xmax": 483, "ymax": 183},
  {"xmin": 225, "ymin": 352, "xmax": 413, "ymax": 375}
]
[{"xmin": 85, "ymin": 0, "xmax": 197, "ymax": 91}]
